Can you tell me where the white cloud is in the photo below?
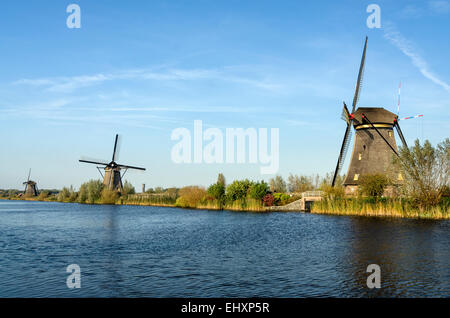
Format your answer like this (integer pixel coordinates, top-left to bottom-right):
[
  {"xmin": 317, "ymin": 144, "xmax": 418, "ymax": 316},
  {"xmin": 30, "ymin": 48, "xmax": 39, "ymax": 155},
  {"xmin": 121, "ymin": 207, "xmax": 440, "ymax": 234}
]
[{"xmin": 383, "ymin": 23, "xmax": 450, "ymax": 92}]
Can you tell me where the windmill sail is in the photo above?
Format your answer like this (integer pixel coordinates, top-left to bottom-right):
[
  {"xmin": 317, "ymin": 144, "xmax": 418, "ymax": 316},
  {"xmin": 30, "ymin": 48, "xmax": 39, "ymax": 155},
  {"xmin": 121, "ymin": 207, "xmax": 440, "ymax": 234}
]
[{"xmin": 351, "ymin": 36, "xmax": 368, "ymax": 113}]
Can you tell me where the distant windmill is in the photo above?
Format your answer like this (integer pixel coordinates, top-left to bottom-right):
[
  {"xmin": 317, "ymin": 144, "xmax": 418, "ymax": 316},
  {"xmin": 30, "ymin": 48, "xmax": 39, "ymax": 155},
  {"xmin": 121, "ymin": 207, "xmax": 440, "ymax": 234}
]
[
  {"xmin": 331, "ymin": 37, "xmax": 412, "ymax": 194},
  {"xmin": 79, "ymin": 134, "xmax": 146, "ymax": 191},
  {"xmin": 23, "ymin": 169, "xmax": 39, "ymax": 197}
]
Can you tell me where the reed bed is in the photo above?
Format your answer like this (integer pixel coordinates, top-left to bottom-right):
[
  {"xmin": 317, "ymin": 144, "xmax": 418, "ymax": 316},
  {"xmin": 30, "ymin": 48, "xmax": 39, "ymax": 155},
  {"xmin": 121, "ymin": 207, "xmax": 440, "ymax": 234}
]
[
  {"xmin": 122, "ymin": 193, "xmax": 177, "ymax": 206},
  {"xmin": 312, "ymin": 198, "xmax": 450, "ymax": 219}
]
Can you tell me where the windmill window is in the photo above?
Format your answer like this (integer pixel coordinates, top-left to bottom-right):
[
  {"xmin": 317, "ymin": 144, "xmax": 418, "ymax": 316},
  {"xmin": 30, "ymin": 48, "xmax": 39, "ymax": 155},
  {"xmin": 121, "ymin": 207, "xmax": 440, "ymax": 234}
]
[
  {"xmin": 363, "ymin": 145, "xmax": 366, "ymax": 151},
  {"xmin": 354, "ymin": 174, "xmax": 359, "ymax": 181},
  {"xmin": 388, "ymin": 131, "xmax": 392, "ymax": 137},
  {"xmin": 358, "ymin": 153, "xmax": 362, "ymax": 160}
]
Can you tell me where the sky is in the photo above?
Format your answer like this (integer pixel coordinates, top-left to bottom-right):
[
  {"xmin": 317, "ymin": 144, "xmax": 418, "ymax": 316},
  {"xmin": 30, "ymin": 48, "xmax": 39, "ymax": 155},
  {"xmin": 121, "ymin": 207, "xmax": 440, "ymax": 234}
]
[{"xmin": 1, "ymin": 0, "xmax": 449, "ymax": 190}]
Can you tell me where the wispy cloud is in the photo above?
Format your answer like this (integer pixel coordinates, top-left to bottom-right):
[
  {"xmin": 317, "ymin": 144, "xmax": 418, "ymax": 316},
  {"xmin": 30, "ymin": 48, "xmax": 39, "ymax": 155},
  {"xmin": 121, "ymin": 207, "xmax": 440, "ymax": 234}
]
[
  {"xmin": 12, "ymin": 67, "xmax": 281, "ymax": 93},
  {"xmin": 383, "ymin": 23, "xmax": 450, "ymax": 92},
  {"xmin": 428, "ymin": 0, "xmax": 450, "ymax": 13}
]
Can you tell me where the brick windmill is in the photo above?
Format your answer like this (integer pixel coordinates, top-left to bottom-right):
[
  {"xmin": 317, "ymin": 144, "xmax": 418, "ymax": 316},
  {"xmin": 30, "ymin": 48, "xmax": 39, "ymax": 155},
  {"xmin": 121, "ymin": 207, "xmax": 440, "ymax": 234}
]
[
  {"xmin": 331, "ymin": 37, "xmax": 413, "ymax": 195},
  {"xmin": 23, "ymin": 168, "xmax": 39, "ymax": 197},
  {"xmin": 79, "ymin": 134, "xmax": 146, "ymax": 191}
]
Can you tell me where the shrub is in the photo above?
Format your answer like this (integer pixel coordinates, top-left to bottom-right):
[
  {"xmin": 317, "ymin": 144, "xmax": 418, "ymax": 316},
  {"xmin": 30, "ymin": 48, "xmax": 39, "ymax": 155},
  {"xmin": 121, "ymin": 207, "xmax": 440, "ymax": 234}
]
[
  {"xmin": 249, "ymin": 181, "xmax": 269, "ymax": 201},
  {"xmin": 175, "ymin": 186, "xmax": 207, "ymax": 208},
  {"xmin": 262, "ymin": 193, "xmax": 275, "ymax": 207},
  {"xmin": 38, "ymin": 190, "xmax": 50, "ymax": 200},
  {"xmin": 359, "ymin": 174, "xmax": 390, "ymax": 199},
  {"xmin": 226, "ymin": 179, "xmax": 254, "ymax": 202},
  {"xmin": 273, "ymin": 192, "xmax": 290, "ymax": 205},
  {"xmin": 101, "ymin": 188, "xmax": 119, "ymax": 204}
]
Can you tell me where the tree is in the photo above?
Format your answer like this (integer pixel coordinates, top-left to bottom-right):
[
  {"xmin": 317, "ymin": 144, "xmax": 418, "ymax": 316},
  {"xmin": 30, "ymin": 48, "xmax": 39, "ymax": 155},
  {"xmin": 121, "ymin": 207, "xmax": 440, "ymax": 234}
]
[
  {"xmin": 78, "ymin": 180, "xmax": 103, "ymax": 204},
  {"xmin": 249, "ymin": 181, "xmax": 269, "ymax": 201},
  {"xmin": 394, "ymin": 138, "xmax": 450, "ymax": 207},
  {"xmin": 287, "ymin": 174, "xmax": 314, "ymax": 193},
  {"xmin": 359, "ymin": 174, "xmax": 390, "ymax": 199},
  {"xmin": 226, "ymin": 179, "xmax": 254, "ymax": 202},
  {"xmin": 217, "ymin": 173, "xmax": 226, "ymax": 187},
  {"xmin": 122, "ymin": 180, "xmax": 135, "ymax": 195},
  {"xmin": 207, "ymin": 183, "xmax": 225, "ymax": 202},
  {"xmin": 269, "ymin": 175, "xmax": 286, "ymax": 193}
]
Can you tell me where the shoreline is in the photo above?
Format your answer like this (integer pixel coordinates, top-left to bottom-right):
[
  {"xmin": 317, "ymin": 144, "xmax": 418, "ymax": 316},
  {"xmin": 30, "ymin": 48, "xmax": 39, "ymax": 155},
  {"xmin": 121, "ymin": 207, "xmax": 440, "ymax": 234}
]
[{"xmin": 2, "ymin": 197, "xmax": 449, "ymax": 220}]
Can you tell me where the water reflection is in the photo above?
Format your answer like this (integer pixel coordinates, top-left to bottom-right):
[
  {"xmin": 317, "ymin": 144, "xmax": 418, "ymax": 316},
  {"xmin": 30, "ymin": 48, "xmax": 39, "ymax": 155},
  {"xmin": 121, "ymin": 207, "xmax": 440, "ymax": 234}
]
[
  {"xmin": 101, "ymin": 205, "xmax": 123, "ymax": 296},
  {"xmin": 346, "ymin": 217, "xmax": 443, "ymax": 297}
]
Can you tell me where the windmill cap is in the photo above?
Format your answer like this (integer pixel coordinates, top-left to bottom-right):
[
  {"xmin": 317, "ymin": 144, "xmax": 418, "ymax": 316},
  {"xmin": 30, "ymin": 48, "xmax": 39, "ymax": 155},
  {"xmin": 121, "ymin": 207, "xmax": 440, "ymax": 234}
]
[{"xmin": 353, "ymin": 107, "xmax": 396, "ymax": 124}]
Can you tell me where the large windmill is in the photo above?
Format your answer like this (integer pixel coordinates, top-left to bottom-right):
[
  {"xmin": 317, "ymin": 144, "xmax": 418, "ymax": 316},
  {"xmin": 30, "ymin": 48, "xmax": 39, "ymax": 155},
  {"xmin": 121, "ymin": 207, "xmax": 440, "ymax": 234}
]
[
  {"xmin": 331, "ymin": 37, "xmax": 412, "ymax": 195},
  {"xmin": 79, "ymin": 134, "xmax": 146, "ymax": 191},
  {"xmin": 23, "ymin": 169, "xmax": 39, "ymax": 197}
]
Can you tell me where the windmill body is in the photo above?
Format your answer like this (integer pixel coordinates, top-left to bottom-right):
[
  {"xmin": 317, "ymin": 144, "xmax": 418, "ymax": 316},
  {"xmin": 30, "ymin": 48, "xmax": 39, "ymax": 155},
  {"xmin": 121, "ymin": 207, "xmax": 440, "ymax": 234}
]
[
  {"xmin": 79, "ymin": 134, "xmax": 146, "ymax": 191},
  {"xmin": 23, "ymin": 169, "xmax": 39, "ymax": 197},
  {"xmin": 103, "ymin": 165, "xmax": 123, "ymax": 190},
  {"xmin": 342, "ymin": 107, "xmax": 401, "ymax": 194},
  {"xmin": 331, "ymin": 37, "xmax": 408, "ymax": 195}
]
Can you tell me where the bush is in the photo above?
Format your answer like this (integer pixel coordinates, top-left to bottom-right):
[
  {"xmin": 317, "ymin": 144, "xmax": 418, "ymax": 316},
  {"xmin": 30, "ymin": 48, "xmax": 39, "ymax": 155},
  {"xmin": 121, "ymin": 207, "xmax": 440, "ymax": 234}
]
[
  {"xmin": 262, "ymin": 193, "xmax": 275, "ymax": 207},
  {"xmin": 226, "ymin": 179, "xmax": 254, "ymax": 202},
  {"xmin": 38, "ymin": 190, "xmax": 50, "ymax": 200},
  {"xmin": 101, "ymin": 188, "xmax": 119, "ymax": 204},
  {"xmin": 249, "ymin": 181, "xmax": 269, "ymax": 201},
  {"xmin": 359, "ymin": 174, "xmax": 390, "ymax": 199},
  {"xmin": 175, "ymin": 186, "xmax": 207, "ymax": 208},
  {"xmin": 273, "ymin": 192, "xmax": 290, "ymax": 206}
]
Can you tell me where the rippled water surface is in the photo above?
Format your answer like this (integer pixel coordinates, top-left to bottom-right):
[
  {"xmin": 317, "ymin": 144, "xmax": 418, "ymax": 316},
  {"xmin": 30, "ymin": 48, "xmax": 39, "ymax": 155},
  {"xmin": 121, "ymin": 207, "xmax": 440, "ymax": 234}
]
[{"xmin": 0, "ymin": 200, "xmax": 448, "ymax": 297}]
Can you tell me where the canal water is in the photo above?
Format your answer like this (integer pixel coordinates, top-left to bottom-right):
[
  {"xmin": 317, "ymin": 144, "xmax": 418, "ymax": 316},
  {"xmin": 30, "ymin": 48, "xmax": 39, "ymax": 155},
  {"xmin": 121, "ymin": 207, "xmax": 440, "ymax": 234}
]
[{"xmin": 0, "ymin": 200, "xmax": 448, "ymax": 297}]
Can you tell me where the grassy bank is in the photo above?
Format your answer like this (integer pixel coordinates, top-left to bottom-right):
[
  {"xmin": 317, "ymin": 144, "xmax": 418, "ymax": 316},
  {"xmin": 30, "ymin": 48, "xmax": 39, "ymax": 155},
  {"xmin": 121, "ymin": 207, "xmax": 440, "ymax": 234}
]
[
  {"xmin": 312, "ymin": 198, "xmax": 450, "ymax": 219},
  {"xmin": 0, "ymin": 195, "xmax": 268, "ymax": 212}
]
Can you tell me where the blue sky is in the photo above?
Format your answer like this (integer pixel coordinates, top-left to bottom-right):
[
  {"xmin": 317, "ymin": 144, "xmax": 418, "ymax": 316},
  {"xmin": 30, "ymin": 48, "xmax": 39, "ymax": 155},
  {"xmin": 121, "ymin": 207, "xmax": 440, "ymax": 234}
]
[{"xmin": 1, "ymin": 0, "xmax": 449, "ymax": 190}]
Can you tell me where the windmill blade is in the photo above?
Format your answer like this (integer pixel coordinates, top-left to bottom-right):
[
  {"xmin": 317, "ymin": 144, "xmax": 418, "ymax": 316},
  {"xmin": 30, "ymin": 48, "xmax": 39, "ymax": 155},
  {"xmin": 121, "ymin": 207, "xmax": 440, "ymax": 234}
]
[
  {"xmin": 27, "ymin": 168, "xmax": 31, "ymax": 182},
  {"xmin": 112, "ymin": 134, "xmax": 119, "ymax": 161},
  {"xmin": 341, "ymin": 103, "xmax": 351, "ymax": 124},
  {"xmin": 117, "ymin": 164, "xmax": 146, "ymax": 171},
  {"xmin": 351, "ymin": 36, "xmax": 368, "ymax": 113},
  {"xmin": 399, "ymin": 114, "xmax": 423, "ymax": 121},
  {"xmin": 79, "ymin": 159, "xmax": 109, "ymax": 166},
  {"xmin": 394, "ymin": 121, "xmax": 408, "ymax": 149},
  {"xmin": 332, "ymin": 124, "xmax": 353, "ymax": 187}
]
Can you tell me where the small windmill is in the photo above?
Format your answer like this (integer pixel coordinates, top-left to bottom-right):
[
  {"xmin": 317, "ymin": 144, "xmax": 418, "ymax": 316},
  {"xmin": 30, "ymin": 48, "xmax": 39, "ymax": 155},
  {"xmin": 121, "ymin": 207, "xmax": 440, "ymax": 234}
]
[
  {"xmin": 331, "ymin": 37, "xmax": 412, "ymax": 194},
  {"xmin": 79, "ymin": 134, "xmax": 146, "ymax": 191},
  {"xmin": 23, "ymin": 169, "xmax": 39, "ymax": 197}
]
